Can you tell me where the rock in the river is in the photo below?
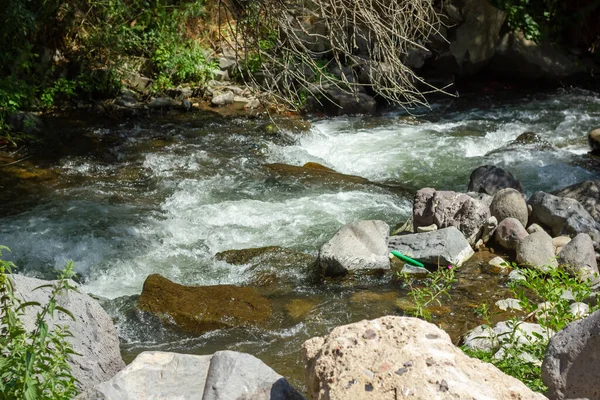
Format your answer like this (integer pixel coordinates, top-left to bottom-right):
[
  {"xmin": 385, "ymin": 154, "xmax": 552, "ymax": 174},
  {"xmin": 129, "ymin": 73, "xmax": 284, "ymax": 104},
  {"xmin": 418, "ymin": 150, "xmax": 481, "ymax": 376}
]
[
  {"xmin": 495, "ymin": 217, "xmax": 528, "ymax": 250},
  {"xmin": 489, "ymin": 256, "xmax": 510, "ymax": 273},
  {"xmin": 542, "ymin": 310, "xmax": 600, "ymax": 400},
  {"xmin": 216, "ymin": 246, "xmax": 317, "ymax": 294},
  {"xmin": 516, "ymin": 230, "xmax": 558, "ymax": 270},
  {"xmin": 264, "ymin": 163, "xmax": 370, "ymax": 188},
  {"xmin": 413, "ymin": 188, "xmax": 490, "ymax": 244},
  {"xmin": 302, "ymin": 316, "xmax": 545, "ymax": 400},
  {"xmin": 318, "ymin": 220, "xmax": 390, "ymax": 277},
  {"xmin": 557, "ymin": 233, "xmax": 599, "ymax": 280},
  {"xmin": 528, "ymin": 191, "xmax": 600, "ymax": 243},
  {"xmin": 467, "ymin": 165, "xmax": 524, "ymax": 196},
  {"xmin": 490, "ymin": 188, "xmax": 529, "ymax": 227},
  {"xmin": 589, "ymin": 129, "xmax": 600, "ymax": 155},
  {"xmin": 77, "ymin": 351, "xmax": 304, "ymax": 400},
  {"xmin": 10, "ymin": 274, "xmax": 125, "ymax": 391},
  {"xmin": 554, "ymin": 180, "xmax": 600, "ymax": 224},
  {"xmin": 137, "ymin": 274, "xmax": 271, "ymax": 334},
  {"xmin": 389, "ymin": 226, "xmax": 474, "ymax": 267}
]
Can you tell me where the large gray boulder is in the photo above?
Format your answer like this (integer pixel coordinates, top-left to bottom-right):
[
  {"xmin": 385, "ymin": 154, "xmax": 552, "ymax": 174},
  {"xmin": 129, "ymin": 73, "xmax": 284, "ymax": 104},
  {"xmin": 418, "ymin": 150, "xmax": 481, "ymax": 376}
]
[
  {"xmin": 77, "ymin": 351, "xmax": 304, "ymax": 400},
  {"xmin": 467, "ymin": 165, "xmax": 524, "ymax": 196},
  {"xmin": 10, "ymin": 274, "xmax": 125, "ymax": 391},
  {"xmin": 413, "ymin": 188, "xmax": 490, "ymax": 244},
  {"xmin": 542, "ymin": 310, "xmax": 600, "ymax": 400},
  {"xmin": 302, "ymin": 316, "xmax": 545, "ymax": 400},
  {"xmin": 516, "ymin": 231, "xmax": 558, "ymax": 270},
  {"xmin": 495, "ymin": 217, "xmax": 529, "ymax": 250},
  {"xmin": 389, "ymin": 226, "xmax": 474, "ymax": 267},
  {"xmin": 557, "ymin": 233, "xmax": 599, "ymax": 281},
  {"xmin": 318, "ymin": 220, "xmax": 390, "ymax": 277},
  {"xmin": 528, "ymin": 191, "xmax": 600, "ymax": 244},
  {"xmin": 490, "ymin": 188, "xmax": 529, "ymax": 228},
  {"xmin": 554, "ymin": 180, "xmax": 600, "ymax": 224},
  {"xmin": 449, "ymin": 0, "xmax": 506, "ymax": 75}
]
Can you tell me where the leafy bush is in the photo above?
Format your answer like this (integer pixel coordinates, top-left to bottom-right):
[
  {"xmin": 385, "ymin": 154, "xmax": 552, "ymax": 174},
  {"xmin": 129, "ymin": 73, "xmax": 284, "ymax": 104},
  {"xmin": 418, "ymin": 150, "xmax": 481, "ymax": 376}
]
[
  {"xmin": 0, "ymin": 246, "xmax": 79, "ymax": 399},
  {"xmin": 490, "ymin": 0, "xmax": 570, "ymax": 42},
  {"xmin": 462, "ymin": 264, "xmax": 600, "ymax": 392}
]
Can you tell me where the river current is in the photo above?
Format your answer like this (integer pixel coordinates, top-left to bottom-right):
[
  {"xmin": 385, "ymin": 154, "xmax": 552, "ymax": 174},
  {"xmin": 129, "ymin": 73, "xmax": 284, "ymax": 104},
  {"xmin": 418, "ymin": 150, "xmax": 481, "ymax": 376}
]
[{"xmin": 0, "ymin": 88, "xmax": 599, "ymax": 388}]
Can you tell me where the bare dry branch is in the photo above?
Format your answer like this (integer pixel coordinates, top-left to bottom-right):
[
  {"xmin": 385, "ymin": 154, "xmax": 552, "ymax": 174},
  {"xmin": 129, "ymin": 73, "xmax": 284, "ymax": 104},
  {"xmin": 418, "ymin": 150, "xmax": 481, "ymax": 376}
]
[{"xmin": 219, "ymin": 0, "xmax": 450, "ymax": 111}]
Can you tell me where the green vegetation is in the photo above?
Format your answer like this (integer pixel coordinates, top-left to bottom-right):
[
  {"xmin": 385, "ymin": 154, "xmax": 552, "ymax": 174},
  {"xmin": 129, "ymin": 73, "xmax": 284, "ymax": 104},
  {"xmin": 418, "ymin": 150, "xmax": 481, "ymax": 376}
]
[
  {"xmin": 490, "ymin": 0, "xmax": 584, "ymax": 42},
  {"xmin": 400, "ymin": 265, "xmax": 456, "ymax": 320},
  {"xmin": 0, "ymin": 0, "xmax": 216, "ymax": 137},
  {"xmin": 0, "ymin": 246, "xmax": 79, "ymax": 399},
  {"xmin": 462, "ymin": 264, "xmax": 600, "ymax": 392}
]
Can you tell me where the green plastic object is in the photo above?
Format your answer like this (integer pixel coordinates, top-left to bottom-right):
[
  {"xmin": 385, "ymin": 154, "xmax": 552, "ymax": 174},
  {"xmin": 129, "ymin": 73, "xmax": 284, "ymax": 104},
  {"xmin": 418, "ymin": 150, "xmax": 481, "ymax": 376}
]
[{"xmin": 390, "ymin": 250, "xmax": 425, "ymax": 268}]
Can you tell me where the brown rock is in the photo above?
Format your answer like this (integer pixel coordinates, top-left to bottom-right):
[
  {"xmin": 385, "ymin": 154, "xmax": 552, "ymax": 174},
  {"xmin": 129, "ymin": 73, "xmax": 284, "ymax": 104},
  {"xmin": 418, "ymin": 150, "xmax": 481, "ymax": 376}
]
[
  {"xmin": 265, "ymin": 163, "xmax": 369, "ymax": 186},
  {"xmin": 138, "ymin": 274, "xmax": 271, "ymax": 334}
]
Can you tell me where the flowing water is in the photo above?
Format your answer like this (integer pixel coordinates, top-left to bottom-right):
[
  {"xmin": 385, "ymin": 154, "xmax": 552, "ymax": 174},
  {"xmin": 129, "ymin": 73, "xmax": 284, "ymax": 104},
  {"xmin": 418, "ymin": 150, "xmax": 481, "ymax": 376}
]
[{"xmin": 0, "ymin": 88, "xmax": 599, "ymax": 390}]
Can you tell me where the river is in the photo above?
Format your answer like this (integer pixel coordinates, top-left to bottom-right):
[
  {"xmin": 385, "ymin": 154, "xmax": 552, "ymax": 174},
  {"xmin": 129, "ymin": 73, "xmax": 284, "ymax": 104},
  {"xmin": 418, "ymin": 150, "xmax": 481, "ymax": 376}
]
[{"xmin": 0, "ymin": 87, "xmax": 598, "ymax": 390}]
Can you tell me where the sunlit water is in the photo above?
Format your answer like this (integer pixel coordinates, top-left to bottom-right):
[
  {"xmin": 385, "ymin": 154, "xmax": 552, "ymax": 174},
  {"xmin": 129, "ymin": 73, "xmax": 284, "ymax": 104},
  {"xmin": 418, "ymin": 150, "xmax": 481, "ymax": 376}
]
[{"xmin": 0, "ymin": 88, "xmax": 599, "ymax": 390}]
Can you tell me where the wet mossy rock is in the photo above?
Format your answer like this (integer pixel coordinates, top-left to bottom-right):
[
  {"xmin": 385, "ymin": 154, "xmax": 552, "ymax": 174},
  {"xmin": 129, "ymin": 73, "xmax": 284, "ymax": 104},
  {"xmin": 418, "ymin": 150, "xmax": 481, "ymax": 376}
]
[
  {"xmin": 265, "ymin": 163, "xmax": 370, "ymax": 186},
  {"xmin": 138, "ymin": 274, "xmax": 272, "ymax": 334},
  {"xmin": 215, "ymin": 245, "xmax": 315, "ymax": 269}
]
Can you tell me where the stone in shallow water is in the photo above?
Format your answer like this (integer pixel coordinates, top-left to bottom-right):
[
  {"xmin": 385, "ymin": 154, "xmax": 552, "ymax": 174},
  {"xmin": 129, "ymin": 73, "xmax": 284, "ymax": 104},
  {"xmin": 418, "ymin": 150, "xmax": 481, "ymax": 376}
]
[
  {"xmin": 138, "ymin": 274, "xmax": 272, "ymax": 334},
  {"xmin": 495, "ymin": 298, "xmax": 522, "ymax": 311},
  {"xmin": 467, "ymin": 165, "xmax": 524, "ymax": 196},
  {"xmin": 389, "ymin": 226, "xmax": 474, "ymax": 267},
  {"xmin": 318, "ymin": 220, "xmax": 390, "ymax": 277},
  {"xmin": 413, "ymin": 188, "xmax": 490, "ymax": 244}
]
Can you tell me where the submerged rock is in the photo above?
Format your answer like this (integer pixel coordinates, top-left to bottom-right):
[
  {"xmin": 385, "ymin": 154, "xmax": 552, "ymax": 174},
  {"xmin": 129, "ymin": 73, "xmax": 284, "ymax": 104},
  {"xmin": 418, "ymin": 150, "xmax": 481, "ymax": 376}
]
[
  {"xmin": 543, "ymin": 310, "xmax": 600, "ymax": 400},
  {"xmin": 318, "ymin": 220, "xmax": 390, "ymax": 277},
  {"xmin": 137, "ymin": 274, "xmax": 271, "ymax": 334},
  {"xmin": 216, "ymin": 245, "xmax": 315, "ymax": 268},
  {"xmin": 467, "ymin": 165, "xmax": 524, "ymax": 196},
  {"xmin": 265, "ymin": 163, "xmax": 370, "ymax": 187},
  {"xmin": 10, "ymin": 274, "xmax": 125, "ymax": 391},
  {"xmin": 389, "ymin": 226, "xmax": 474, "ymax": 267},
  {"xmin": 413, "ymin": 188, "xmax": 490, "ymax": 244},
  {"xmin": 216, "ymin": 246, "xmax": 317, "ymax": 294},
  {"xmin": 302, "ymin": 316, "xmax": 545, "ymax": 400},
  {"xmin": 77, "ymin": 351, "xmax": 304, "ymax": 400}
]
